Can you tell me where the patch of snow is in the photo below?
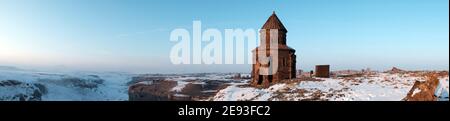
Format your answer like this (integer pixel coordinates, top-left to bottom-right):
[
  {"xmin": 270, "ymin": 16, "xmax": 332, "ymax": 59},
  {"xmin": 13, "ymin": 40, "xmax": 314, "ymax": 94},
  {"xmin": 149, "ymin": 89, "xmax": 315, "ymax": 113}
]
[
  {"xmin": 213, "ymin": 84, "xmax": 287, "ymax": 101},
  {"xmin": 435, "ymin": 77, "xmax": 449, "ymax": 101},
  {"xmin": 213, "ymin": 72, "xmax": 420, "ymax": 101},
  {"xmin": 137, "ymin": 81, "xmax": 153, "ymax": 85},
  {"xmin": 171, "ymin": 81, "xmax": 189, "ymax": 92},
  {"xmin": 201, "ymin": 90, "xmax": 217, "ymax": 93},
  {"xmin": 412, "ymin": 88, "xmax": 421, "ymax": 97},
  {"xmin": 173, "ymin": 93, "xmax": 190, "ymax": 97},
  {"xmin": 297, "ymin": 78, "xmax": 343, "ymax": 91}
]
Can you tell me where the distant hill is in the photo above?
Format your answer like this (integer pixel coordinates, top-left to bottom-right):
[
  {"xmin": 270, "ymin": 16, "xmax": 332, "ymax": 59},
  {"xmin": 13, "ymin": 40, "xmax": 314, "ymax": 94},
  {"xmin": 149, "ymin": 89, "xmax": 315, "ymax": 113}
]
[{"xmin": 0, "ymin": 66, "xmax": 21, "ymax": 71}]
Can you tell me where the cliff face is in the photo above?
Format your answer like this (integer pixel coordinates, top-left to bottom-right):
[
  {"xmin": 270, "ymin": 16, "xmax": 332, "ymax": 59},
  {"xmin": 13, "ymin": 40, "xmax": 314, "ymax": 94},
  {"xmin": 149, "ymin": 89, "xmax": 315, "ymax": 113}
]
[
  {"xmin": 128, "ymin": 80, "xmax": 177, "ymax": 101},
  {"xmin": 127, "ymin": 75, "xmax": 234, "ymax": 101},
  {"xmin": 0, "ymin": 80, "xmax": 47, "ymax": 101}
]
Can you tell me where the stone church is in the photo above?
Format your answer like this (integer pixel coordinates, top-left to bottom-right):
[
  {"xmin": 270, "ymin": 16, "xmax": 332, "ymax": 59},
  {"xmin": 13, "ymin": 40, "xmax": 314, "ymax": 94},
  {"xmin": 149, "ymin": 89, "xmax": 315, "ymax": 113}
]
[{"xmin": 251, "ymin": 12, "xmax": 297, "ymax": 88}]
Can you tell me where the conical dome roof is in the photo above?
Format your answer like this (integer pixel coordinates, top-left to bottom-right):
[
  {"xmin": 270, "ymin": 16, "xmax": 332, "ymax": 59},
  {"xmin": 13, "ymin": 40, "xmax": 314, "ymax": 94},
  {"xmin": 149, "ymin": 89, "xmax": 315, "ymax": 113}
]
[{"xmin": 261, "ymin": 11, "xmax": 287, "ymax": 32}]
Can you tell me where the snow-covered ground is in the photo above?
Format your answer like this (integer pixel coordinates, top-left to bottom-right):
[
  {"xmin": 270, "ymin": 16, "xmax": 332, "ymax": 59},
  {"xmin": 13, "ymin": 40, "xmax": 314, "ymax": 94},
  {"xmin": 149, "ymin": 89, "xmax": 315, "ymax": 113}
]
[
  {"xmin": 1, "ymin": 67, "xmax": 448, "ymax": 101},
  {"xmin": 212, "ymin": 73, "xmax": 449, "ymax": 101},
  {"xmin": 0, "ymin": 69, "xmax": 132, "ymax": 101},
  {"xmin": 213, "ymin": 83, "xmax": 285, "ymax": 101}
]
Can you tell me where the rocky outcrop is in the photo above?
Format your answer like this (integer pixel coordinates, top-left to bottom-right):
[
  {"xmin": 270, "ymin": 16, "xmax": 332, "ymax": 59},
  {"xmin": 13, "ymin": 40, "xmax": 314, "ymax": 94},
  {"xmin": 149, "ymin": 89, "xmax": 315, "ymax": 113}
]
[
  {"xmin": 179, "ymin": 83, "xmax": 203, "ymax": 96},
  {"xmin": 128, "ymin": 78, "xmax": 234, "ymax": 101},
  {"xmin": 403, "ymin": 75, "xmax": 439, "ymax": 101},
  {"xmin": 128, "ymin": 80, "xmax": 207, "ymax": 101},
  {"xmin": 128, "ymin": 80, "xmax": 177, "ymax": 101},
  {"xmin": 0, "ymin": 80, "xmax": 47, "ymax": 101},
  {"xmin": 126, "ymin": 76, "xmax": 166, "ymax": 86},
  {"xmin": 386, "ymin": 67, "xmax": 405, "ymax": 74}
]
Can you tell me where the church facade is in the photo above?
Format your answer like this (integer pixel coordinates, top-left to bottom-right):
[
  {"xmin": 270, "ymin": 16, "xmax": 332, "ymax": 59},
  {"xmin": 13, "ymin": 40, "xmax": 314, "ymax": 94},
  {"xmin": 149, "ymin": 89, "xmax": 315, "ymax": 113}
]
[{"xmin": 251, "ymin": 12, "xmax": 297, "ymax": 88}]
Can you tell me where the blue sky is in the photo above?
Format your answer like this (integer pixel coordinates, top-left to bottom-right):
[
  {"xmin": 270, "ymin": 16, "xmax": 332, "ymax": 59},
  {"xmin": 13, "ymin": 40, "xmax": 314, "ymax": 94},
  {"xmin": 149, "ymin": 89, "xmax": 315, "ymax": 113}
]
[{"xmin": 0, "ymin": 0, "xmax": 448, "ymax": 73}]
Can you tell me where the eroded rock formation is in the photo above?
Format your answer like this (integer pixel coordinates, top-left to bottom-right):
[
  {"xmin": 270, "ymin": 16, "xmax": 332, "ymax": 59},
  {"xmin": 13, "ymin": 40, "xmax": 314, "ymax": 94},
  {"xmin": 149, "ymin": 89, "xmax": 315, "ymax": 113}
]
[{"xmin": 403, "ymin": 75, "xmax": 439, "ymax": 101}]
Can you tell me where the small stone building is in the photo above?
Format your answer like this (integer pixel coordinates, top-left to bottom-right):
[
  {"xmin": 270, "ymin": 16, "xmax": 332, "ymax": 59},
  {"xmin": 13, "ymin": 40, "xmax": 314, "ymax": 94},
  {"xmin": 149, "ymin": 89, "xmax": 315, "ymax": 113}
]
[
  {"xmin": 251, "ymin": 12, "xmax": 297, "ymax": 88},
  {"xmin": 315, "ymin": 65, "xmax": 330, "ymax": 78}
]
